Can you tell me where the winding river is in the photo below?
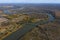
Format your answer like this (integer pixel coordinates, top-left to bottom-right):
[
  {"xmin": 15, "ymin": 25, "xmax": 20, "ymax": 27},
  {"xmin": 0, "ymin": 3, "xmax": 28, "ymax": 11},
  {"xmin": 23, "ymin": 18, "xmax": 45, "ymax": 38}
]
[{"xmin": 3, "ymin": 13, "xmax": 55, "ymax": 40}]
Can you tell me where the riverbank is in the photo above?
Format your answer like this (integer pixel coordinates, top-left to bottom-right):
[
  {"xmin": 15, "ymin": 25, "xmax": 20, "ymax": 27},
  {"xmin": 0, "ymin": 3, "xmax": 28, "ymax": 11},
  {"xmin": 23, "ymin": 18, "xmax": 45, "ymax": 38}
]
[{"xmin": 3, "ymin": 13, "xmax": 55, "ymax": 40}]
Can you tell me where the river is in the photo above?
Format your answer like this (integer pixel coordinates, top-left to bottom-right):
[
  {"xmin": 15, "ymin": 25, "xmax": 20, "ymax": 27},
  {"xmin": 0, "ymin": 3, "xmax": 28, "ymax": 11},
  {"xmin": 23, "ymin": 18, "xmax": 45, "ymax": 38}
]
[{"xmin": 3, "ymin": 13, "xmax": 55, "ymax": 40}]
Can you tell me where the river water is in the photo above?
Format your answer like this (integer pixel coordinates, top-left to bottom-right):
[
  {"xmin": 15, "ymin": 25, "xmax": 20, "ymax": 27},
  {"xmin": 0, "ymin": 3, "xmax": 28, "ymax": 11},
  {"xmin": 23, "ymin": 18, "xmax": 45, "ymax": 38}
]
[{"xmin": 3, "ymin": 12, "xmax": 55, "ymax": 40}]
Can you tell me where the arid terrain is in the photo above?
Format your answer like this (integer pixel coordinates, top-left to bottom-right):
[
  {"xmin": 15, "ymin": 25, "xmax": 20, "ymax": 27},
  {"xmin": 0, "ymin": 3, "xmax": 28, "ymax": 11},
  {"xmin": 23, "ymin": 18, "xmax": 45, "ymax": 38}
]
[{"xmin": 0, "ymin": 4, "xmax": 60, "ymax": 40}]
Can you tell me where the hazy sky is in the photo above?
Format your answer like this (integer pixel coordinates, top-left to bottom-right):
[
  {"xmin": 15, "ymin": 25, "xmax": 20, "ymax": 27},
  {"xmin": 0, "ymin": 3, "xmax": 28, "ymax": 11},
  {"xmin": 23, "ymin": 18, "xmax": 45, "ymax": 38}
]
[{"xmin": 0, "ymin": 0, "xmax": 60, "ymax": 3}]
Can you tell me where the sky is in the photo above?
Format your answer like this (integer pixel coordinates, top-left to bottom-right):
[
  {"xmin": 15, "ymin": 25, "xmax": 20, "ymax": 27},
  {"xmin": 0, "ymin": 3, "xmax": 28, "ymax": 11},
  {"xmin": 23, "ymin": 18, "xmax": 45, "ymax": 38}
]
[{"xmin": 0, "ymin": 0, "xmax": 60, "ymax": 3}]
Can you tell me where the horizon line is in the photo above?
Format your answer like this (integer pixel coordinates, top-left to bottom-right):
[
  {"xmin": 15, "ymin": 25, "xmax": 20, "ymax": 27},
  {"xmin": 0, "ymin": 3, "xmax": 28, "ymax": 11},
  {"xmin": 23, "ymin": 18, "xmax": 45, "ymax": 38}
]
[{"xmin": 0, "ymin": 3, "xmax": 60, "ymax": 4}]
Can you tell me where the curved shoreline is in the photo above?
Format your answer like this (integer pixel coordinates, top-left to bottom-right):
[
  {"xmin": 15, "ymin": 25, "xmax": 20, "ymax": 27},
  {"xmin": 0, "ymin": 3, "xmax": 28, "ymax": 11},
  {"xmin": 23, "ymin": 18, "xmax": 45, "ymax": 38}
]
[{"xmin": 3, "ymin": 13, "xmax": 55, "ymax": 40}]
